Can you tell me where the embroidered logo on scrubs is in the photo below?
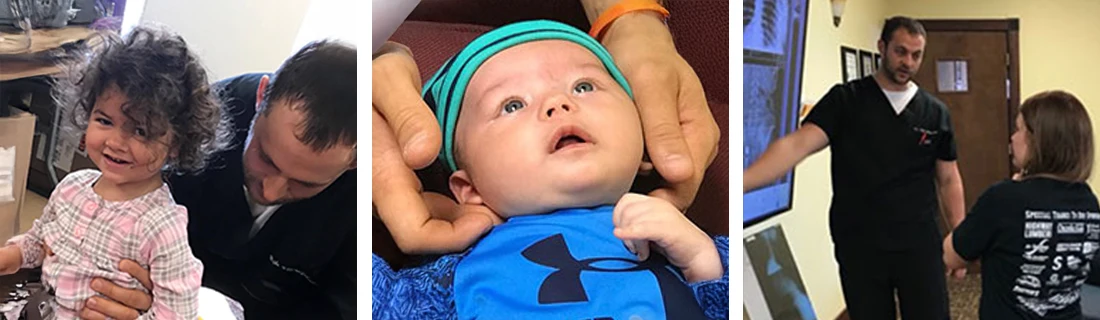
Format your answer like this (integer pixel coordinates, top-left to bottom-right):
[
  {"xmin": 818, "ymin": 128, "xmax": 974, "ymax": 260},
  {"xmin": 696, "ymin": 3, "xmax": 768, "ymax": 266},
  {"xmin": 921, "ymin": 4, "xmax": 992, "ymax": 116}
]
[
  {"xmin": 521, "ymin": 234, "xmax": 707, "ymax": 319},
  {"xmin": 913, "ymin": 127, "xmax": 939, "ymax": 146}
]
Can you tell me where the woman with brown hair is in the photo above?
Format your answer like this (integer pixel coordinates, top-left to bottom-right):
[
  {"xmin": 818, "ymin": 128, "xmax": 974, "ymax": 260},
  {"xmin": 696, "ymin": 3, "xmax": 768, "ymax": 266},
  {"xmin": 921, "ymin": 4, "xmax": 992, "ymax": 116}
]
[{"xmin": 944, "ymin": 90, "xmax": 1100, "ymax": 319}]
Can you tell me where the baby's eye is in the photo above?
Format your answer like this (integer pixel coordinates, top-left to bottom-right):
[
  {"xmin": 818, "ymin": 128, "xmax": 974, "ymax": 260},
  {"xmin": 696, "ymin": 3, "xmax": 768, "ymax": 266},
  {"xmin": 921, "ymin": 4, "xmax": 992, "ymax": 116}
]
[
  {"xmin": 573, "ymin": 81, "xmax": 594, "ymax": 94},
  {"xmin": 95, "ymin": 118, "xmax": 112, "ymax": 126},
  {"xmin": 134, "ymin": 127, "xmax": 148, "ymax": 137},
  {"xmin": 502, "ymin": 100, "xmax": 526, "ymax": 114}
]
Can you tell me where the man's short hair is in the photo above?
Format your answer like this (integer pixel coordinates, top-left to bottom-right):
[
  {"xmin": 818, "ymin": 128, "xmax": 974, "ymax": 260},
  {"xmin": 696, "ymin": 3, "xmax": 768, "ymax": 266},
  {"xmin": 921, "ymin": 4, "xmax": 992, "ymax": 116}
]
[
  {"xmin": 263, "ymin": 40, "xmax": 357, "ymax": 152},
  {"xmin": 880, "ymin": 16, "xmax": 927, "ymax": 44}
]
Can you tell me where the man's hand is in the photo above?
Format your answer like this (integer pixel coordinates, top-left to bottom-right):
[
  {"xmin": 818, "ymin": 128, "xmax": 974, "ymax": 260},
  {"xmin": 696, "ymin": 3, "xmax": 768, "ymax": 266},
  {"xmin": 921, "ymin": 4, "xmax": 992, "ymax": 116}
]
[
  {"xmin": 372, "ymin": 41, "xmax": 501, "ymax": 254},
  {"xmin": 942, "ymin": 233, "xmax": 969, "ymax": 281},
  {"xmin": 80, "ymin": 260, "xmax": 151, "ymax": 320},
  {"xmin": 600, "ymin": 13, "xmax": 720, "ymax": 211},
  {"xmin": 613, "ymin": 193, "xmax": 721, "ymax": 283},
  {"xmin": 947, "ymin": 267, "xmax": 967, "ymax": 280}
]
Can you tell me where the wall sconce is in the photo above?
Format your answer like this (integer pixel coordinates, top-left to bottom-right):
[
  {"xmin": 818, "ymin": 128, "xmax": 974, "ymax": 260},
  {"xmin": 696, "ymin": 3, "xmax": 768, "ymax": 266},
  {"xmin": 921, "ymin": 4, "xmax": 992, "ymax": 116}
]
[{"xmin": 830, "ymin": 0, "xmax": 846, "ymax": 27}]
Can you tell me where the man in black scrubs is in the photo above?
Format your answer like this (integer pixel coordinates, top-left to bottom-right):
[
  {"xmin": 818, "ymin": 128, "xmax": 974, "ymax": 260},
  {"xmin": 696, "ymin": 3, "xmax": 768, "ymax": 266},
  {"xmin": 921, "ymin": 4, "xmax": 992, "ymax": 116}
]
[
  {"xmin": 744, "ymin": 17, "xmax": 966, "ymax": 319},
  {"xmin": 79, "ymin": 41, "xmax": 357, "ymax": 319}
]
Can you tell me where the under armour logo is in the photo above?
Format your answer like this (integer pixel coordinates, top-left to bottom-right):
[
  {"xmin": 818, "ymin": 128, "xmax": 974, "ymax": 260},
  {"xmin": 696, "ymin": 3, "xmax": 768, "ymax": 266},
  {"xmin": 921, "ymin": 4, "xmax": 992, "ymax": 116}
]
[{"xmin": 521, "ymin": 234, "xmax": 707, "ymax": 319}]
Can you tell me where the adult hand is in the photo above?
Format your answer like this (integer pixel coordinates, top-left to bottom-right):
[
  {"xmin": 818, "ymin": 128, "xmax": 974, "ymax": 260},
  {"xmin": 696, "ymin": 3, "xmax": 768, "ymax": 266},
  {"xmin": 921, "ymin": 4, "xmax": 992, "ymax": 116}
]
[
  {"xmin": 80, "ymin": 260, "xmax": 151, "ymax": 320},
  {"xmin": 372, "ymin": 41, "xmax": 501, "ymax": 254},
  {"xmin": 941, "ymin": 233, "xmax": 969, "ymax": 281},
  {"xmin": 946, "ymin": 266, "xmax": 967, "ymax": 280},
  {"xmin": 600, "ymin": 13, "xmax": 721, "ymax": 211}
]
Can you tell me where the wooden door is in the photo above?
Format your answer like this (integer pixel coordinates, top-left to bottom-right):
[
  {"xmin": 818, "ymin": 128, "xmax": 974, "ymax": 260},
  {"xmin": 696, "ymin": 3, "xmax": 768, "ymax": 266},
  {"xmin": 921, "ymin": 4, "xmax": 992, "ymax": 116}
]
[{"xmin": 912, "ymin": 20, "xmax": 1020, "ymax": 236}]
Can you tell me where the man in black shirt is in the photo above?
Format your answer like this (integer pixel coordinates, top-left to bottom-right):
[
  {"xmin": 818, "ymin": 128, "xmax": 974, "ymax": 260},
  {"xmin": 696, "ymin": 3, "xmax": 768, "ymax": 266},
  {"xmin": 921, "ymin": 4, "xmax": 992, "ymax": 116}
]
[
  {"xmin": 744, "ymin": 17, "xmax": 965, "ymax": 319},
  {"xmin": 79, "ymin": 41, "xmax": 357, "ymax": 319}
]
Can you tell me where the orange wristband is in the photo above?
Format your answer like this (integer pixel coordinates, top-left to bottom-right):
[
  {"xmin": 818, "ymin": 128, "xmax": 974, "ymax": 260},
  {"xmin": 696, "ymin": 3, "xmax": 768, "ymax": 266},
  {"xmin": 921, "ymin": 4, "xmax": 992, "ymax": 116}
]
[{"xmin": 587, "ymin": 0, "xmax": 670, "ymax": 40}]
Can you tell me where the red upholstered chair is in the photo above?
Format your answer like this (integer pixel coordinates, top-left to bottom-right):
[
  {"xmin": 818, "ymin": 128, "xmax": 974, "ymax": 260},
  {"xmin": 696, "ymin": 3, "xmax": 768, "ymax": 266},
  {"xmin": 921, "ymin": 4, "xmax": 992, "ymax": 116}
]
[{"xmin": 374, "ymin": 0, "xmax": 729, "ymax": 268}]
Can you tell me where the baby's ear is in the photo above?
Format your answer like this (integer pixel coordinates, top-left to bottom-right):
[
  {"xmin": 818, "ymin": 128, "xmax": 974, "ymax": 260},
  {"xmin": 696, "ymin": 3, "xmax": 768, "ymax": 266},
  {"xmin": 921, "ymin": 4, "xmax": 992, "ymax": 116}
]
[{"xmin": 449, "ymin": 170, "xmax": 483, "ymax": 205}]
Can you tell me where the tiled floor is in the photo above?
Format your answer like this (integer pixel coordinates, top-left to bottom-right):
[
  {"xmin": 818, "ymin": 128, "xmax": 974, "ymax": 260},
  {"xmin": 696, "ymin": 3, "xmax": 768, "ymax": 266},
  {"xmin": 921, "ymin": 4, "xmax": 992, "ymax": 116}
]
[{"xmin": 947, "ymin": 274, "xmax": 981, "ymax": 320}]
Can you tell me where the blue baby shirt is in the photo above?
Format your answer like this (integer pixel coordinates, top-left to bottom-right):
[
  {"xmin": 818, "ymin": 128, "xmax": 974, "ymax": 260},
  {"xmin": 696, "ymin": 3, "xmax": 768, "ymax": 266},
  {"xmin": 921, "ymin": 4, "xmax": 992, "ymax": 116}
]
[
  {"xmin": 372, "ymin": 206, "xmax": 730, "ymax": 320},
  {"xmin": 454, "ymin": 205, "xmax": 707, "ymax": 319}
]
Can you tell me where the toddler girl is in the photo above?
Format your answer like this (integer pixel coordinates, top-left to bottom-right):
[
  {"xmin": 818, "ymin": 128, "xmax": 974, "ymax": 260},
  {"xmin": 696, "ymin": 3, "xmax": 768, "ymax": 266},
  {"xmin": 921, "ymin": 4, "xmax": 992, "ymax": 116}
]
[{"xmin": 0, "ymin": 24, "xmax": 231, "ymax": 319}]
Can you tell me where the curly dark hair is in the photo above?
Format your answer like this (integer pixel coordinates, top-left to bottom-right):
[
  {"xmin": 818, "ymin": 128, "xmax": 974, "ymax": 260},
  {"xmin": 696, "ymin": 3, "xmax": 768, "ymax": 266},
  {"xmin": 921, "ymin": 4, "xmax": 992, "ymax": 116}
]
[{"xmin": 53, "ymin": 24, "xmax": 232, "ymax": 175}]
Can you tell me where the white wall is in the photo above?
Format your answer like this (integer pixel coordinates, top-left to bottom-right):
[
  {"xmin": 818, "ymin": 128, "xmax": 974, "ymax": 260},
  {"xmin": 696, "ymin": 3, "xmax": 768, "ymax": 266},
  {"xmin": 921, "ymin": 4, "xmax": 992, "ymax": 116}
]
[
  {"xmin": 294, "ymin": 0, "xmax": 360, "ymax": 52},
  {"xmin": 140, "ymin": 0, "xmax": 314, "ymax": 80}
]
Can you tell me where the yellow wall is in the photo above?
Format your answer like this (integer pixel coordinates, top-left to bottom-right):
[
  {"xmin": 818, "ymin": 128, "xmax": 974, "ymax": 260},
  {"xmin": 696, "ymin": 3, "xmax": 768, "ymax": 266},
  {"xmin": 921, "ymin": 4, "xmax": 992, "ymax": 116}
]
[
  {"xmin": 746, "ymin": 0, "xmax": 1100, "ymax": 318},
  {"xmin": 885, "ymin": 0, "xmax": 1100, "ymax": 186},
  {"xmin": 744, "ymin": 0, "xmax": 889, "ymax": 318}
]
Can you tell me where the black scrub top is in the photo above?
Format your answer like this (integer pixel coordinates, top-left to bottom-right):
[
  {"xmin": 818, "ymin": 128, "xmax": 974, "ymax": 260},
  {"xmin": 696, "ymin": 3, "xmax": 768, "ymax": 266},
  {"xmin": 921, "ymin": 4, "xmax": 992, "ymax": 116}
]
[
  {"xmin": 167, "ymin": 73, "xmax": 356, "ymax": 319},
  {"xmin": 803, "ymin": 76, "xmax": 958, "ymax": 251}
]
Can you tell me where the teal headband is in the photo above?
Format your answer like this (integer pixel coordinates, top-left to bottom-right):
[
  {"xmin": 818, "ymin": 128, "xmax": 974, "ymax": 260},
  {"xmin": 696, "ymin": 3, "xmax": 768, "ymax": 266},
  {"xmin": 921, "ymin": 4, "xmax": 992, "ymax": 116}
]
[{"xmin": 423, "ymin": 20, "xmax": 634, "ymax": 172}]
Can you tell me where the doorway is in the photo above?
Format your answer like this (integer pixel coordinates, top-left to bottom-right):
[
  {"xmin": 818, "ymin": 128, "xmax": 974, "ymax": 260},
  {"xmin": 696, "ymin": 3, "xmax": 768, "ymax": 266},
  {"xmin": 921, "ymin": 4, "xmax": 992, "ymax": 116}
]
[{"xmin": 912, "ymin": 19, "xmax": 1021, "ymax": 236}]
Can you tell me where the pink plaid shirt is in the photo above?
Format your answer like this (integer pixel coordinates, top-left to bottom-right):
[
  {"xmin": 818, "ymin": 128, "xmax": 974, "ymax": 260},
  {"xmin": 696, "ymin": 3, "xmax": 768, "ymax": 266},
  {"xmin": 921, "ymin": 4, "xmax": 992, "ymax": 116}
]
[{"xmin": 6, "ymin": 169, "xmax": 202, "ymax": 319}]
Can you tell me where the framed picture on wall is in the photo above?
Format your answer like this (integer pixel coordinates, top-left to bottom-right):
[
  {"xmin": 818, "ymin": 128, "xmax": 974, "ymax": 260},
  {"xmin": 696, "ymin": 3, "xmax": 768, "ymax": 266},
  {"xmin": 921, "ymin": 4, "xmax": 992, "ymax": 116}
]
[
  {"xmin": 874, "ymin": 53, "xmax": 882, "ymax": 71},
  {"xmin": 860, "ymin": 50, "xmax": 875, "ymax": 77},
  {"xmin": 841, "ymin": 46, "xmax": 859, "ymax": 82}
]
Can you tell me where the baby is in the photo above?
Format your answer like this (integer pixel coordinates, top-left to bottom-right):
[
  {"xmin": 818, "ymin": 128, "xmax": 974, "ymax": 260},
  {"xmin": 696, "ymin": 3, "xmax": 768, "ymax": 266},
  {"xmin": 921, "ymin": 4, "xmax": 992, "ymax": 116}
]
[
  {"xmin": 0, "ymin": 25, "xmax": 230, "ymax": 319},
  {"xmin": 373, "ymin": 20, "xmax": 728, "ymax": 319}
]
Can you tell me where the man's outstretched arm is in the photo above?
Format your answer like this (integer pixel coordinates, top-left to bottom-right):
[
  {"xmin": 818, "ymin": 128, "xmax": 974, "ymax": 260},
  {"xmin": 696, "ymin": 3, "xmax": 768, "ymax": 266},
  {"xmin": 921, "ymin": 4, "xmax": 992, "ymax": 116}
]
[{"xmin": 744, "ymin": 124, "xmax": 829, "ymax": 193}]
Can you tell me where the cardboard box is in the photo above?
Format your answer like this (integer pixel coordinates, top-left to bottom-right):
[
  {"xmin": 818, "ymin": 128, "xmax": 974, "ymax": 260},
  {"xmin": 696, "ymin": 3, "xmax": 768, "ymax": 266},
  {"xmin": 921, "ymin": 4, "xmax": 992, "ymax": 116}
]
[
  {"xmin": 16, "ymin": 82, "xmax": 95, "ymax": 195},
  {"xmin": 0, "ymin": 107, "xmax": 36, "ymax": 242}
]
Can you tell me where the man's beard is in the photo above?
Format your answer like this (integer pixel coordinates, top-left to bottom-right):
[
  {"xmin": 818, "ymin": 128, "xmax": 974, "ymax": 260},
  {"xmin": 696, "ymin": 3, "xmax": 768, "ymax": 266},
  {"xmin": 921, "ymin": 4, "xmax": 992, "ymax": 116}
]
[{"xmin": 882, "ymin": 59, "xmax": 914, "ymax": 85}]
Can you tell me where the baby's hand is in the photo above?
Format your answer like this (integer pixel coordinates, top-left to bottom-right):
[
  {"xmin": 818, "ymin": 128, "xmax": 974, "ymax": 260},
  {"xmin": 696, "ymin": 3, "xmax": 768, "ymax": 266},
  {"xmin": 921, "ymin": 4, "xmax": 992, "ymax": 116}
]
[{"xmin": 612, "ymin": 193, "xmax": 722, "ymax": 283}]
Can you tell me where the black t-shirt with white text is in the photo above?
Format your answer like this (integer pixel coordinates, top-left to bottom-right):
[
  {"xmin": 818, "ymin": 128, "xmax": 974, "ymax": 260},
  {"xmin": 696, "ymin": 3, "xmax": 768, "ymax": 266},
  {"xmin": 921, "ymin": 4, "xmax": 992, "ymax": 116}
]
[
  {"xmin": 803, "ymin": 76, "xmax": 957, "ymax": 250},
  {"xmin": 954, "ymin": 178, "xmax": 1100, "ymax": 320}
]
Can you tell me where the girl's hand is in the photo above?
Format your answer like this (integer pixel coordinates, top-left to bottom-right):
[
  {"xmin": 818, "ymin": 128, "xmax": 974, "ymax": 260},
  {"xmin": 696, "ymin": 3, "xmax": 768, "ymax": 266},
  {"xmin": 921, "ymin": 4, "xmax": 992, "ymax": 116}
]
[
  {"xmin": 612, "ymin": 193, "xmax": 722, "ymax": 283},
  {"xmin": 0, "ymin": 246, "xmax": 23, "ymax": 275}
]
